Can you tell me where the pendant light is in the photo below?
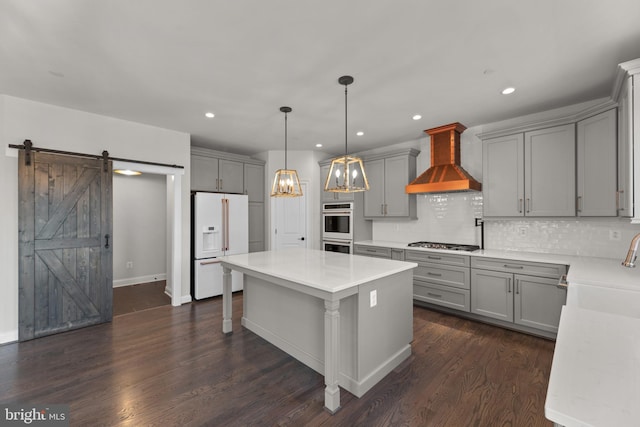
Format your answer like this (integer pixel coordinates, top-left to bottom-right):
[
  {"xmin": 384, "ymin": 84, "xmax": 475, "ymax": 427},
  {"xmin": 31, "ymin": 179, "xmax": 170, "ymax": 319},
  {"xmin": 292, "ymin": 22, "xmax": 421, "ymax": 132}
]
[
  {"xmin": 324, "ymin": 75, "xmax": 369, "ymax": 193},
  {"xmin": 270, "ymin": 106, "xmax": 303, "ymax": 197}
]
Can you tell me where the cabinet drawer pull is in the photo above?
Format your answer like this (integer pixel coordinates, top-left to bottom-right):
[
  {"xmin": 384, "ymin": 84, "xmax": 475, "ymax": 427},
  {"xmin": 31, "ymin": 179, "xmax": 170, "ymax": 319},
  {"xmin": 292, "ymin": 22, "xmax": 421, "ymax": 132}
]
[
  {"xmin": 518, "ymin": 198, "xmax": 523, "ymax": 213},
  {"xmin": 515, "ymin": 279, "xmax": 520, "ymax": 294},
  {"xmin": 427, "ymin": 272, "xmax": 442, "ymax": 277},
  {"xmin": 366, "ymin": 249, "xmax": 377, "ymax": 252},
  {"xmin": 526, "ymin": 198, "xmax": 531, "ymax": 213},
  {"xmin": 507, "ymin": 278, "xmax": 512, "ymax": 293},
  {"xmin": 427, "ymin": 255, "xmax": 441, "ymax": 260},
  {"xmin": 427, "ymin": 292, "xmax": 443, "ymax": 298},
  {"xmin": 503, "ymin": 264, "xmax": 524, "ymax": 269}
]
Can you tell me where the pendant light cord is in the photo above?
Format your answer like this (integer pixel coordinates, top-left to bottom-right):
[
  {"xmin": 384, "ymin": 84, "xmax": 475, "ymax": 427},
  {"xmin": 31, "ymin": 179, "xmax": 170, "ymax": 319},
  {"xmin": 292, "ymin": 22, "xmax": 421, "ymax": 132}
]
[
  {"xmin": 344, "ymin": 84, "xmax": 348, "ymax": 158},
  {"xmin": 284, "ymin": 111, "xmax": 288, "ymax": 169}
]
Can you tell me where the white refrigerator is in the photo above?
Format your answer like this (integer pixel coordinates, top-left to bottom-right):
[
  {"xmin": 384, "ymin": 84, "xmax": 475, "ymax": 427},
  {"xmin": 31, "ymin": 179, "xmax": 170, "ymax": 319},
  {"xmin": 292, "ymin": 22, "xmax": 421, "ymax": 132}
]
[{"xmin": 192, "ymin": 192, "xmax": 248, "ymax": 300}]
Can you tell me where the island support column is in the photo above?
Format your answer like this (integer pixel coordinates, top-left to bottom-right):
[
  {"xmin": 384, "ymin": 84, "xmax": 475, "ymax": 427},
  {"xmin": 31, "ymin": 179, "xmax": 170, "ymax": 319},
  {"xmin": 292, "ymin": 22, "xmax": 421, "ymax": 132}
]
[
  {"xmin": 324, "ymin": 299, "xmax": 341, "ymax": 413},
  {"xmin": 222, "ymin": 266, "xmax": 233, "ymax": 334}
]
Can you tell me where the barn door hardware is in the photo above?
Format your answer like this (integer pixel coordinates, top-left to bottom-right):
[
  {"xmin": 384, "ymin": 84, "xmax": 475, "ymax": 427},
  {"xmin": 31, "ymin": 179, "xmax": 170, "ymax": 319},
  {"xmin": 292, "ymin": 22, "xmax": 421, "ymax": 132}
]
[
  {"xmin": 8, "ymin": 140, "xmax": 185, "ymax": 171},
  {"xmin": 102, "ymin": 150, "xmax": 110, "ymax": 172},
  {"xmin": 23, "ymin": 139, "xmax": 33, "ymax": 166}
]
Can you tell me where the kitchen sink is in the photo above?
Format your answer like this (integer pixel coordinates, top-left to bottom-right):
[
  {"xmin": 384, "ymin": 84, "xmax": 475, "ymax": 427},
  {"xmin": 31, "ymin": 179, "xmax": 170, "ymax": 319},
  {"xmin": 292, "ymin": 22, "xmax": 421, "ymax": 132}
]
[{"xmin": 566, "ymin": 282, "xmax": 640, "ymax": 319}]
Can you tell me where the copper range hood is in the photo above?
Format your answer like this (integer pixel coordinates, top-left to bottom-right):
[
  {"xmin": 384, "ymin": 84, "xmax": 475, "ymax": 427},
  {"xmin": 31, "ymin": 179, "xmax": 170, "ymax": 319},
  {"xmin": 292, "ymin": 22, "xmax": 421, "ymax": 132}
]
[{"xmin": 405, "ymin": 122, "xmax": 482, "ymax": 194}]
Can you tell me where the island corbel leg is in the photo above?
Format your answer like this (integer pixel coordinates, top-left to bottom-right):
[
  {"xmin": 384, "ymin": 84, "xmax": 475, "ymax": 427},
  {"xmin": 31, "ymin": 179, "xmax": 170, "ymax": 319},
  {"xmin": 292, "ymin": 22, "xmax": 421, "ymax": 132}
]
[
  {"xmin": 222, "ymin": 265, "xmax": 233, "ymax": 334},
  {"xmin": 324, "ymin": 299, "xmax": 341, "ymax": 413}
]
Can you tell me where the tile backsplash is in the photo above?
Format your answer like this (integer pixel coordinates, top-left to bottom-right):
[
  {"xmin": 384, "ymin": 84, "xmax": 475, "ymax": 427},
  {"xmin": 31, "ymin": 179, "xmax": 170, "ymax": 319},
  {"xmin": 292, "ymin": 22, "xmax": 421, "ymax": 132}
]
[{"xmin": 372, "ymin": 192, "xmax": 640, "ymax": 259}]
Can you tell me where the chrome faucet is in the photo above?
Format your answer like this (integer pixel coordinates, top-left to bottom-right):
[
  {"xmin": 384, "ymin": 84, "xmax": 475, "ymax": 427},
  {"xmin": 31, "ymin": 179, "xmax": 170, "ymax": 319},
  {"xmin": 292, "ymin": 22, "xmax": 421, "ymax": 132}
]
[{"xmin": 622, "ymin": 232, "xmax": 640, "ymax": 268}]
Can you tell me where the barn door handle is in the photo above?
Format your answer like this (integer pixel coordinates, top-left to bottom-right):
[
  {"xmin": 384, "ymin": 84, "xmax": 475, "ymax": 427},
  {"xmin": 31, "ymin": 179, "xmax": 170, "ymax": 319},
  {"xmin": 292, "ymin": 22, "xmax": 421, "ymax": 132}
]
[{"xmin": 105, "ymin": 234, "xmax": 110, "ymax": 249}]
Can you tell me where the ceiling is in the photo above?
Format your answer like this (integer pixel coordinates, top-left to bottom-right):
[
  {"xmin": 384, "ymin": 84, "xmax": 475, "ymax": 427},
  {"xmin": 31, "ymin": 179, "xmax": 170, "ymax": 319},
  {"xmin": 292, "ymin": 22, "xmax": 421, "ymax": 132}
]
[{"xmin": 1, "ymin": 1, "xmax": 640, "ymax": 157}]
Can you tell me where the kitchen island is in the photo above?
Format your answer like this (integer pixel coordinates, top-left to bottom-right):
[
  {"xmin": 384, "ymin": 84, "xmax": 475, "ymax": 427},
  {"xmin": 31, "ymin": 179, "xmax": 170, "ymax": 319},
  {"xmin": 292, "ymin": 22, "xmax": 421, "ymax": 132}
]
[{"xmin": 219, "ymin": 248, "xmax": 417, "ymax": 413}]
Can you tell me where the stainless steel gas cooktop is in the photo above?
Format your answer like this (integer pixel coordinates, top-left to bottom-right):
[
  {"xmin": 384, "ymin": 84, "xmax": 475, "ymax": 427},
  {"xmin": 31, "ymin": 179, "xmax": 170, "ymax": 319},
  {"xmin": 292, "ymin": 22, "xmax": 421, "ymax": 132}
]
[{"xmin": 407, "ymin": 241, "xmax": 480, "ymax": 252}]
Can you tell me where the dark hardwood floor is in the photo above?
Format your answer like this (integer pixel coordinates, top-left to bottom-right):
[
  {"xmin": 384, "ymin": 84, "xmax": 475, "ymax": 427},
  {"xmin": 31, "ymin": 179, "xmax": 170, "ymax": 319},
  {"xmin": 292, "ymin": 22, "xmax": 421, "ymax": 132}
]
[
  {"xmin": 113, "ymin": 280, "xmax": 171, "ymax": 316},
  {"xmin": 0, "ymin": 293, "xmax": 555, "ymax": 426}
]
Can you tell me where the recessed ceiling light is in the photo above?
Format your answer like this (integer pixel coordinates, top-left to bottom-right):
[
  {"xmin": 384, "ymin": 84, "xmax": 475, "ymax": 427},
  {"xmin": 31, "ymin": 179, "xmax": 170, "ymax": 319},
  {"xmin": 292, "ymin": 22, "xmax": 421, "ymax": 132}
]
[
  {"xmin": 501, "ymin": 87, "xmax": 516, "ymax": 95},
  {"xmin": 412, "ymin": 115, "xmax": 422, "ymax": 120},
  {"xmin": 315, "ymin": 143, "xmax": 323, "ymax": 148},
  {"xmin": 356, "ymin": 131, "xmax": 364, "ymax": 136},
  {"xmin": 205, "ymin": 112, "xmax": 215, "ymax": 118}
]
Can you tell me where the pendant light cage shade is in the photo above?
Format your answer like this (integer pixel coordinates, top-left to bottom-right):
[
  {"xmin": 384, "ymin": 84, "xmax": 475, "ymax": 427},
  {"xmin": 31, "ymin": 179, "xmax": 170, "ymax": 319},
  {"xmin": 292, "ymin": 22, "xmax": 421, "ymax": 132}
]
[
  {"xmin": 271, "ymin": 106, "xmax": 303, "ymax": 198},
  {"xmin": 324, "ymin": 75, "xmax": 369, "ymax": 193},
  {"xmin": 271, "ymin": 168, "xmax": 303, "ymax": 197},
  {"xmin": 324, "ymin": 155, "xmax": 369, "ymax": 192}
]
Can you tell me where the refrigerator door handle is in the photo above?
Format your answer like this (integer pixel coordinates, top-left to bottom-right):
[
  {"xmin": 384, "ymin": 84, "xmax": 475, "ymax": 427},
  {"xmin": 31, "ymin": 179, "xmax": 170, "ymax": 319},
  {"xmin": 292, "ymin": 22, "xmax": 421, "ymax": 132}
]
[{"xmin": 224, "ymin": 198, "xmax": 230, "ymax": 251}]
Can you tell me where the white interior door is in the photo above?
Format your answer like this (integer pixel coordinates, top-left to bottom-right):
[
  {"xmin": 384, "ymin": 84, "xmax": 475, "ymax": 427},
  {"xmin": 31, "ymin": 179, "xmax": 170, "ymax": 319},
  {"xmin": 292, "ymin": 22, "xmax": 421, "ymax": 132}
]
[{"xmin": 271, "ymin": 182, "xmax": 308, "ymax": 250}]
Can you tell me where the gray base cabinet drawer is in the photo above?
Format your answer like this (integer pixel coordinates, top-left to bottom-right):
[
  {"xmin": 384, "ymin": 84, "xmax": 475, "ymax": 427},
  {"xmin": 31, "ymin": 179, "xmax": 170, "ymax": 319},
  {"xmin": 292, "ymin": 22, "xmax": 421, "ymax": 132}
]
[
  {"xmin": 354, "ymin": 245, "xmax": 391, "ymax": 258},
  {"xmin": 414, "ymin": 281, "xmax": 470, "ymax": 312},
  {"xmin": 413, "ymin": 262, "xmax": 470, "ymax": 290},
  {"xmin": 471, "ymin": 257, "xmax": 566, "ymax": 279},
  {"xmin": 406, "ymin": 250, "xmax": 470, "ymax": 267}
]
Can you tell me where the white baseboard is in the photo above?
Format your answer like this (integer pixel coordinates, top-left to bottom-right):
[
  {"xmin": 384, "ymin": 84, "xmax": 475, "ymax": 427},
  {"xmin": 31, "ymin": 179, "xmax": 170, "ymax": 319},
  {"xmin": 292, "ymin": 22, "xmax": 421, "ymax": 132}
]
[
  {"xmin": 0, "ymin": 329, "xmax": 19, "ymax": 344},
  {"xmin": 113, "ymin": 273, "xmax": 167, "ymax": 288},
  {"xmin": 162, "ymin": 283, "xmax": 192, "ymax": 305}
]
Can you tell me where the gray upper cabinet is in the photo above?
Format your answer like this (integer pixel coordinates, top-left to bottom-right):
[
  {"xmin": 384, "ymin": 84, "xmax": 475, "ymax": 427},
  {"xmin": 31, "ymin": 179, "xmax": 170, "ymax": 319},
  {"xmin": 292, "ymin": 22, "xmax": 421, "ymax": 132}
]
[
  {"xmin": 483, "ymin": 133, "xmax": 524, "ymax": 217},
  {"xmin": 191, "ymin": 155, "xmax": 244, "ymax": 193},
  {"xmin": 244, "ymin": 163, "xmax": 265, "ymax": 202},
  {"xmin": 191, "ymin": 155, "xmax": 220, "ymax": 192},
  {"xmin": 483, "ymin": 124, "xmax": 575, "ymax": 217},
  {"xmin": 363, "ymin": 158, "xmax": 385, "ymax": 215},
  {"xmin": 525, "ymin": 124, "xmax": 576, "ymax": 216},
  {"xmin": 576, "ymin": 109, "xmax": 617, "ymax": 216},
  {"xmin": 218, "ymin": 159, "xmax": 244, "ymax": 194},
  {"xmin": 363, "ymin": 149, "xmax": 418, "ymax": 219},
  {"xmin": 319, "ymin": 163, "xmax": 354, "ymax": 202},
  {"xmin": 616, "ymin": 72, "xmax": 635, "ymax": 218}
]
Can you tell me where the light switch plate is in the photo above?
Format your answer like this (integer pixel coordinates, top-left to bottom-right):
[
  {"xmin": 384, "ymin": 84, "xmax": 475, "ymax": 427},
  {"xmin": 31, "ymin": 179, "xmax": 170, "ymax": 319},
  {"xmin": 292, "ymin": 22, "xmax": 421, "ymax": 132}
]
[{"xmin": 370, "ymin": 290, "xmax": 377, "ymax": 307}]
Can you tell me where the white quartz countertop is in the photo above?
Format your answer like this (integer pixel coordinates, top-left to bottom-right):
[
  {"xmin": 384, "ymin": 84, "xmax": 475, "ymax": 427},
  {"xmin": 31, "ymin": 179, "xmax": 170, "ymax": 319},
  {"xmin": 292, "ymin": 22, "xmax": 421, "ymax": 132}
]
[
  {"xmin": 355, "ymin": 240, "xmax": 640, "ymax": 289},
  {"xmin": 545, "ymin": 305, "xmax": 640, "ymax": 427},
  {"xmin": 220, "ymin": 248, "xmax": 417, "ymax": 294}
]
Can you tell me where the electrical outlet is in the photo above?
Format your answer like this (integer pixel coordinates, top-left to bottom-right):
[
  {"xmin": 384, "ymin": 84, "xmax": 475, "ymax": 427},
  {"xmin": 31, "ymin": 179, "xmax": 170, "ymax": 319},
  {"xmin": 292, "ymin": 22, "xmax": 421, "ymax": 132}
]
[
  {"xmin": 126, "ymin": 261, "xmax": 133, "ymax": 269},
  {"xmin": 518, "ymin": 227, "xmax": 528, "ymax": 237},
  {"xmin": 609, "ymin": 230, "xmax": 621, "ymax": 241},
  {"xmin": 370, "ymin": 290, "xmax": 377, "ymax": 308}
]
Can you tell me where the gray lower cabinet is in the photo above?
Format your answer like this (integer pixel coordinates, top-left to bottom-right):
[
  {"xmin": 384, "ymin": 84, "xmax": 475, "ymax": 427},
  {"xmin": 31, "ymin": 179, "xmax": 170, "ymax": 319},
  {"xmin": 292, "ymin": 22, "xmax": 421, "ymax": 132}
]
[
  {"xmin": 354, "ymin": 244, "xmax": 391, "ymax": 259},
  {"xmin": 354, "ymin": 245, "xmax": 404, "ymax": 261},
  {"xmin": 391, "ymin": 248, "xmax": 405, "ymax": 261},
  {"xmin": 406, "ymin": 250, "xmax": 471, "ymax": 312},
  {"xmin": 470, "ymin": 257, "xmax": 567, "ymax": 334}
]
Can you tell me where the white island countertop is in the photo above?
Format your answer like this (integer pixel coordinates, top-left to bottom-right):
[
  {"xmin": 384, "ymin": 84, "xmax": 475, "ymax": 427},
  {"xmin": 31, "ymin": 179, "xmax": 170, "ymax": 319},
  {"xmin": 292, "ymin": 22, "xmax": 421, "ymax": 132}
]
[{"xmin": 220, "ymin": 248, "xmax": 417, "ymax": 294}]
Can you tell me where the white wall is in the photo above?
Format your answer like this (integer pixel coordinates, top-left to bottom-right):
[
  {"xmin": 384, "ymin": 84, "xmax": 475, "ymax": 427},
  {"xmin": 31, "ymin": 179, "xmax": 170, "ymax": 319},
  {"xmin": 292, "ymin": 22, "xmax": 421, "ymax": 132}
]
[
  {"xmin": 0, "ymin": 94, "xmax": 190, "ymax": 343},
  {"xmin": 371, "ymin": 110, "xmax": 640, "ymax": 259},
  {"xmin": 113, "ymin": 173, "xmax": 166, "ymax": 286}
]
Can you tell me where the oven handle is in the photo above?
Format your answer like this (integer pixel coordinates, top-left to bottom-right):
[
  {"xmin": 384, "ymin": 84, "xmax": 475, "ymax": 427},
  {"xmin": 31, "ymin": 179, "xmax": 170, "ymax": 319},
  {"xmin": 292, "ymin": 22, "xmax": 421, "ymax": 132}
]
[{"xmin": 322, "ymin": 210, "xmax": 353, "ymax": 215}]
